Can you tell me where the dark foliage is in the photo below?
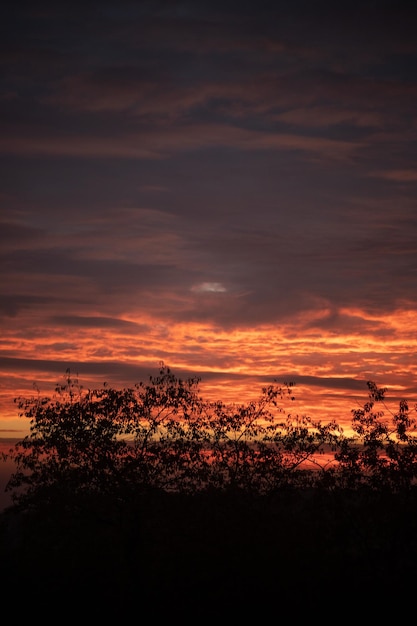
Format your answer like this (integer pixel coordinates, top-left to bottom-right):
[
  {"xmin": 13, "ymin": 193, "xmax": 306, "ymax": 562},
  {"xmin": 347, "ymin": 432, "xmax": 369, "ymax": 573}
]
[{"xmin": 1, "ymin": 367, "xmax": 417, "ymax": 615}]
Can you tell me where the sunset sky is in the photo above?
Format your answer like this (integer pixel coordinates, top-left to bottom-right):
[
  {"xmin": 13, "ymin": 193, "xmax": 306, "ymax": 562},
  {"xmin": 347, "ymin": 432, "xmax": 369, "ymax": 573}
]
[{"xmin": 1, "ymin": 0, "xmax": 417, "ymax": 436}]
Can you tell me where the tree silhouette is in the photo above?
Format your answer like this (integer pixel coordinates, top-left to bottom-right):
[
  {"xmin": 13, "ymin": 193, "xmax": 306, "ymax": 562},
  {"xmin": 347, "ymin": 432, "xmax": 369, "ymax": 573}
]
[
  {"xmin": 3, "ymin": 365, "xmax": 346, "ymax": 509},
  {"xmin": 334, "ymin": 380, "xmax": 417, "ymax": 491},
  {"xmin": 2, "ymin": 367, "xmax": 417, "ymax": 612}
]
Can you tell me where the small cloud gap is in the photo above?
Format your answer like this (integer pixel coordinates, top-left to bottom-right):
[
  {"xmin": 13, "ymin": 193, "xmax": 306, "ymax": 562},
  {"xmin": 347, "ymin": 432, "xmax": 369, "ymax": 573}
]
[{"xmin": 191, "ymin": 282, "xmax": 227, "ymax": 293}]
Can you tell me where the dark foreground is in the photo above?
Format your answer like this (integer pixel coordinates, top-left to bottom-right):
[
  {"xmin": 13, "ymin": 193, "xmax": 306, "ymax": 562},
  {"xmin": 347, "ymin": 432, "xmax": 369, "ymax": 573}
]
[{"xmin": 1, "ymin": 486, "xmax": 416, "ymax": 618}]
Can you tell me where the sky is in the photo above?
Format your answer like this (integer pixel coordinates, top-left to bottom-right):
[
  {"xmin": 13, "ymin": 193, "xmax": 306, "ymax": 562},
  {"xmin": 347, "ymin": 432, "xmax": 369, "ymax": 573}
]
[{"xmin": 1, "ymin": 0, "xmax": 417, "ymax": 437}]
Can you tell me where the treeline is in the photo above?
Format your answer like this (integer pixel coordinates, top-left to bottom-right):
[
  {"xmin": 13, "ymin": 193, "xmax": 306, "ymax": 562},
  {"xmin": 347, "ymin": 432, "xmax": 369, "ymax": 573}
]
[
  {"xmin": 2, "ymin": 365, "xmax": 417, "ymax": 612},
  {"xmin": 2, "ymin": 365, "xmax": 417, "ymax": 511}
]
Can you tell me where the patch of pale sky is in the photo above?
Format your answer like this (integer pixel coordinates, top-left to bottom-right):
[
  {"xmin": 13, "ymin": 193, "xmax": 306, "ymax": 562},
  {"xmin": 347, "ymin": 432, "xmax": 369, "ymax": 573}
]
[{"xmin": 191, "ymin": 282, "xmax": 227, "ymax": 293}]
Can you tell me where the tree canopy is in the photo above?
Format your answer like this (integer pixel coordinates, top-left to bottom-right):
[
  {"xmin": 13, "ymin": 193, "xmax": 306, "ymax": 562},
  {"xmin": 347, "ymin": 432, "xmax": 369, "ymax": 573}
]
[
  {"xmin": 3, "ymin": 365, "xmax": 417, "ymax": 513},
  {"xmin": 2, "ymin": 366, "xmax": 417, "ymax": 613}
]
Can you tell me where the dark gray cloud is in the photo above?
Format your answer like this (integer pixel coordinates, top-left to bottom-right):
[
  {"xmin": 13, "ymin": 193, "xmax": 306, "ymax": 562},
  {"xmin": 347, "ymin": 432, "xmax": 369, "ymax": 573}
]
[{"xmin": 0, "ymin": 355, "xmax": 369, "ymax": 395}]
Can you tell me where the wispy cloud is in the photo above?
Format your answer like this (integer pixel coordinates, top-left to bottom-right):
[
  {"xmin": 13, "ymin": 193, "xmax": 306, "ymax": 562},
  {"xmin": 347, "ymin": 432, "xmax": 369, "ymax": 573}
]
[{"xmin": 368, "ymin": 169, "xmax": 417, "ymax": 182}]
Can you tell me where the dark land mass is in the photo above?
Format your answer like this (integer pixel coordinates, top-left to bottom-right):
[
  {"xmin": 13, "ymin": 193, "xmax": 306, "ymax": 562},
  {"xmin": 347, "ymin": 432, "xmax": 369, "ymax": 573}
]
[{"xmin": 1, "ymin": 486, "xmax": 416, "ymax": 619}]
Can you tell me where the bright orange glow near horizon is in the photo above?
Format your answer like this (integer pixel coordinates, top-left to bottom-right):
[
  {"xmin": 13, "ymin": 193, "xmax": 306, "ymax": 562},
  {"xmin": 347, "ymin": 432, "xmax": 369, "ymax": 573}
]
[{"xmin": 1, "ymin": 305, "xmax": 416, "ymax": 437}]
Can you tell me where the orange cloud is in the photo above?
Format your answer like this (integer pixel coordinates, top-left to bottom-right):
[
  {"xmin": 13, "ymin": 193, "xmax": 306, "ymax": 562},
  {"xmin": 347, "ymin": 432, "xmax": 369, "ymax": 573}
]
[{"xmin": 1, "ymin": 306, "xmax": 416, "ymax": 436}]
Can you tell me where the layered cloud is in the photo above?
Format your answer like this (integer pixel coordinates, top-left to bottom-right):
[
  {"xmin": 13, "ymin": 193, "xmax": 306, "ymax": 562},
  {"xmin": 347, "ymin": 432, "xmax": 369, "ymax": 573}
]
[{"xmin": 1, "ymin": 1, "xmax": 417, "ymax": 433}]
